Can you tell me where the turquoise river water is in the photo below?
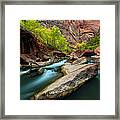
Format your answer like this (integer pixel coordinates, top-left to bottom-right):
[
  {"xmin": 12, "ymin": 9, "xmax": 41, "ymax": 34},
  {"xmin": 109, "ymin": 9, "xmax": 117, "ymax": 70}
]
[{"xmin": 20, "ymin": 59, "xmax": 100, "ymax": 100}]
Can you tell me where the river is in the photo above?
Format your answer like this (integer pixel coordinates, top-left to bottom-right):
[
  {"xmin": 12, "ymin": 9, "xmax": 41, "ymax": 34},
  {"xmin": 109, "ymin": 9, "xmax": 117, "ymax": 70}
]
[{"xmin": 20, "ymin": 59, "xmax": 100, "ymax": 100}]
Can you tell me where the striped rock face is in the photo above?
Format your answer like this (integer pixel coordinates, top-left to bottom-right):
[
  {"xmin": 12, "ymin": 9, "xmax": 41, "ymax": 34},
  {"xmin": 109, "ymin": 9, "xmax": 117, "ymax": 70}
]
[{"xmin": 40, "ymin": 20, "xmax": 100, "ymax": 46}]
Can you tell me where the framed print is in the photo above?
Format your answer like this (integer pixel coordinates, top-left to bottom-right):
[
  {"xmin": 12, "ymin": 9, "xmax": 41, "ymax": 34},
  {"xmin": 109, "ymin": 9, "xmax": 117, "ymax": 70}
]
[{"xmin": 0, "ymin": 0, "xmax": 120, "ymax": 119}]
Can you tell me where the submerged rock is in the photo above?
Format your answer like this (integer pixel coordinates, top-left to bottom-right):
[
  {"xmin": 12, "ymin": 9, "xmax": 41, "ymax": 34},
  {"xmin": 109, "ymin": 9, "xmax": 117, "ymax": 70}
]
[
  {"xmin": 33, "ymin": 64, "xmax": 98, "ymax": 100},
  {"xmin": 20, "ymin": 67, "xmax": 44, "ymax": 78},
  {"xmin": 38, "ymin": 68, "xmax": 44, "ymax": 75}
]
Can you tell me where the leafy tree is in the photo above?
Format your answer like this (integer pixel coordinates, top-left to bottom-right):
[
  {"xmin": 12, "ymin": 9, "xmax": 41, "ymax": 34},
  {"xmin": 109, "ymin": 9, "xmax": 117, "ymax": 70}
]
[{"xmin": 20, "ymin": 20, "xmax": 71, "ymax": 53}]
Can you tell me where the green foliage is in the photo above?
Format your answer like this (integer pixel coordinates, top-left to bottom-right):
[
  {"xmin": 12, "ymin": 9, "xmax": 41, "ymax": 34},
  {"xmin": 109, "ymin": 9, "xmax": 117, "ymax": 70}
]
[
  {"xmin": 20, "ymin": 20, "xmax": 71, "ymax": 53},
  {"xmin": 79, "ymin": 36, "xmax": 100, "ymax": 50},
  {"xmin": 74, "ymin": 42, "xmax": 87, "ymax": 49},
  {"xmin": 20, "ymin": 20, "xmax": 40, "ymax": 32}
]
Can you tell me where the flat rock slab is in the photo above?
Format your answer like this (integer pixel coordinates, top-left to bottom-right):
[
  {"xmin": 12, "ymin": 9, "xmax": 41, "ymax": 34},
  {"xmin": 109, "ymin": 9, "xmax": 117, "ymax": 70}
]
[
  {"xmin": 33, "ymin": 63, "xmax": 98, "ymax": 100},
  {"xmin": 61, "ymin": 63, "xmax": 88, "ymax": 74}
]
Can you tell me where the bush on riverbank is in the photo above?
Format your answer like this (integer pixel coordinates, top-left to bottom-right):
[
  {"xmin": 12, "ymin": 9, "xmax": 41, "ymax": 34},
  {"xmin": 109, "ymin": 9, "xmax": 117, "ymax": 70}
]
[{"xmin": 75, "ymin": 35, "xmax": 100, "ymax": 51}]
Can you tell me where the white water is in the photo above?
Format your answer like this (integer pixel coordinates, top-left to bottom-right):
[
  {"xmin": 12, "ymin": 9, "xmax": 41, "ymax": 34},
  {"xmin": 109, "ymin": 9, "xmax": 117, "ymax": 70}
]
[{"xmin": 20, "ymin": 59, "xmax": 67, "ymax": 100}]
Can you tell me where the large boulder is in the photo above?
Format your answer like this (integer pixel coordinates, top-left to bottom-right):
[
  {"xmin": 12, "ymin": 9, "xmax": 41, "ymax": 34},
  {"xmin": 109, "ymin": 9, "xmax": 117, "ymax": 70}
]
[
  {"xmin": 32, "ymin": 64, "xmax": 98, "ymax": 100},
  {"xmin": 52, "ymin": 51, "xmax": 66, "ymax": 58},
  {"xmin": 81, "ymin": 50, "xmax": 96, "ymax": 57},
  {"xmin": 70, "ymin": 50, "xmax": 96, "ymax": 59},
  {"xmin": 72, "ymin": 57, "xmax": 87, "ymax": 65},
  {"xmin": 94, "ymin": 46, "xmax": 100, "ymax": 56}
]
